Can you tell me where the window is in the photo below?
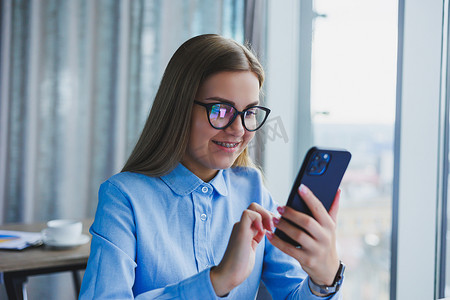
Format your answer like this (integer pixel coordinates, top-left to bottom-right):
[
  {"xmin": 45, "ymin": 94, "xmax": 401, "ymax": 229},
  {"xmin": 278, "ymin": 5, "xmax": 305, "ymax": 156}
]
[
  {"xmin": 310, "ymin": 1, "xmax": 397, "ymax": 299},
  {"xmin": 265, "ymin": 0, "xmax": 397, "ymax": 299}
]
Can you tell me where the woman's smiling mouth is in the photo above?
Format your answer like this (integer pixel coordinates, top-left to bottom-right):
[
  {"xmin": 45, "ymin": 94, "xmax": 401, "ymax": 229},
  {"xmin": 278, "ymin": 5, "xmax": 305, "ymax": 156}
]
[{"xmin": 212, "ymin": 140, "xmax": 240, "ymax": 149}]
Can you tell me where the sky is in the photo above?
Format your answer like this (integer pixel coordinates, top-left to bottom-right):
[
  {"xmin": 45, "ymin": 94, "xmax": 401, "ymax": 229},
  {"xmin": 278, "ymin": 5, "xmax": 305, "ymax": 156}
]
[{"xmin": 311, "ymin": 0, "xmax": 398, "ymax": 124}]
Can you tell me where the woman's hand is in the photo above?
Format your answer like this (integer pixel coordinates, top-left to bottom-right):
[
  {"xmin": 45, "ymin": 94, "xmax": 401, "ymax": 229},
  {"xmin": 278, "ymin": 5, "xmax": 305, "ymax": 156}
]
[
  {"xmin": 210, "ymin": 203, "xmax": 274, "ymax": 297},
  {"xmin": 267, "ymin": 184, "xmax": 341, "ymax": 295}
]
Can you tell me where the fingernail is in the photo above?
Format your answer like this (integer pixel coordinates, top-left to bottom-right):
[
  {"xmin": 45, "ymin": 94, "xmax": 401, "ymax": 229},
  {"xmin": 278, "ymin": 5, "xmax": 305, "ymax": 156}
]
[
  {"xmin": 277, "ymin": 206, "xmax": 285, "ymax": 215},
  {"xmin": 270, "ymin": 220, "xmax": 275, "ymax": 231},
  {"xmin": 299, "ymin": 184, "xmax": 308, "ymax": 195},
  {"xmin": 273, "ymin": 217, "xmax": 279, "ymax": 225},
  {"xmin": 266, "ymin": 231, "xmax": 274, "ymax": 240}
]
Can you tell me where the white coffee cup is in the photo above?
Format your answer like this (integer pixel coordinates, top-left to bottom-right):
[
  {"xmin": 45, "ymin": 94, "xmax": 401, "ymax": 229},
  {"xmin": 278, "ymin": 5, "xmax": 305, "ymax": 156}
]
[{"xmin": 42, "ymin": 219, "xmax": 82, "ymax": 243}]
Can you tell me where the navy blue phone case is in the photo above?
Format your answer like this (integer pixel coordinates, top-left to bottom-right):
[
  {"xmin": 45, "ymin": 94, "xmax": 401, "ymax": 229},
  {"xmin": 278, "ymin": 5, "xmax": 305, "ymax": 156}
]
[{"xmin": 274, "ymin": 147, "xmax": 351, "ymax": 247}]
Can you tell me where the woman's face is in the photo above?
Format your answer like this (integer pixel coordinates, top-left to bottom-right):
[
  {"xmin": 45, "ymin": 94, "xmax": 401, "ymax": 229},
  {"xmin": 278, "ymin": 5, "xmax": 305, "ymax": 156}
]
[{"xmin": 182, "ymin": 71, "xmax": 260, "ymax": 181}]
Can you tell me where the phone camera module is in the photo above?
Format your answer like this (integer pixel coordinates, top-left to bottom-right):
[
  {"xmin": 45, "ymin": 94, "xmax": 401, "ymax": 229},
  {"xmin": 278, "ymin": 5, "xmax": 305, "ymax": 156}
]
[{"xmin": 307, "ymin": 152, "xmax": 331, "ymax": 175}]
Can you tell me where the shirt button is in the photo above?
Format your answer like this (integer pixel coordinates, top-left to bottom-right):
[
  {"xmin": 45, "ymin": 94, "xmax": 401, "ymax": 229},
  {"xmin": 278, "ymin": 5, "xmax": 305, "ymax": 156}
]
[
  {"xmin": 201, "ymin": 186, "xmax": 208, "ymax": 193},
  {"xmin": 200, "ymin": 213, "xmax": 207, "ymax": 221}
]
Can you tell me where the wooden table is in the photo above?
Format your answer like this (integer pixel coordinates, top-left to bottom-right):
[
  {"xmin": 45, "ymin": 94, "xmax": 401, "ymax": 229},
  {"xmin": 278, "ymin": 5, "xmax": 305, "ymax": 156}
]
[{"xmin": 0, "ymin": 219, "xmax": 92, "ymax": 300}]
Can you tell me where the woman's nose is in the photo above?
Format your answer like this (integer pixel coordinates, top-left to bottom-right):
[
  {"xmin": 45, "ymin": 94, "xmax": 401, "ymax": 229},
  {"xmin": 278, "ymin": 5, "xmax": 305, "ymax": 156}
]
[{"xmin": 225, "ymin": 115, "xmax": 246, "ymax": 136}]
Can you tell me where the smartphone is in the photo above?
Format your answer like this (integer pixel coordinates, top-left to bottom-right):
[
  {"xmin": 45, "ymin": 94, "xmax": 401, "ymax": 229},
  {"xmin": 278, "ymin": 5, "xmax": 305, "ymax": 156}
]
[{"xmin": 274, "ymin": 147, "xmax": 351, "ymax": 247}]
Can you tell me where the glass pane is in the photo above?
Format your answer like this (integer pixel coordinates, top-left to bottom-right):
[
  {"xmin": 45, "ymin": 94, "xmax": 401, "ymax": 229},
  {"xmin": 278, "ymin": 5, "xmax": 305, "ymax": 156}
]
[{"xmin": 310, "ymin": 0, "xmax": 398, "ymax": 299}]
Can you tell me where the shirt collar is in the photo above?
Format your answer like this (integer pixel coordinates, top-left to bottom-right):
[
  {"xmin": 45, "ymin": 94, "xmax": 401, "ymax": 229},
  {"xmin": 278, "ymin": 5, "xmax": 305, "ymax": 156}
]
[
  {"xmin": 209, "ymin": 168, "xmax": 228, "ymax": 196},
  {"xmin": 161, "ymin": 163, "xmax": 228, "ymax": 196}
]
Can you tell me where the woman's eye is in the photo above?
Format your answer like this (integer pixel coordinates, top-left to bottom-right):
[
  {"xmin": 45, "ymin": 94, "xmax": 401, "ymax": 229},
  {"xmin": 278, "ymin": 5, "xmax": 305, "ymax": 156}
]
[{"xmin": 245, "ymin": 109, "xmax": 257, "ymax": 117}]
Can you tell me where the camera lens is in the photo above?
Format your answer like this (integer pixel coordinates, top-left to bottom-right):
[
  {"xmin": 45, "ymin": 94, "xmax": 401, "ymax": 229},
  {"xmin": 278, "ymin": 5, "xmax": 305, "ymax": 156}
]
[{"xmin": 307, "ymin": 152, "xmax": 331, "ymax": 175}]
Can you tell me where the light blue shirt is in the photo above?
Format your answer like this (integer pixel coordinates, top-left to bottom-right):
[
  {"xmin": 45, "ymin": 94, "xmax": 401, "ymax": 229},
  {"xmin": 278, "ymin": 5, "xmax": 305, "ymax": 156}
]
[{"xmin": 79, "ymin": 163, "xmax": 342, "ymax": 299}]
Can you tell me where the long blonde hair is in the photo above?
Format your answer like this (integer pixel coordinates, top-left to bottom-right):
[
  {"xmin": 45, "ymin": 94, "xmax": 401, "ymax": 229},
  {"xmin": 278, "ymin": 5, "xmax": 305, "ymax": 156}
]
[{"xmin": 122, "ymin": 34, "xmax": 265, "ymax": 176}]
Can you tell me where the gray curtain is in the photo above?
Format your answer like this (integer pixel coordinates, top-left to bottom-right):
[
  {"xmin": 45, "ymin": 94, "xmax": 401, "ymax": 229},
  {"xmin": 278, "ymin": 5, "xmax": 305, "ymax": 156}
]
[
  {"xmin": 0, "ymin": 0, "xmax": 245, "ymax": 299},
  {"xmin": 0, "ymin": 0, "xmax": 245, "ymax": 225}
]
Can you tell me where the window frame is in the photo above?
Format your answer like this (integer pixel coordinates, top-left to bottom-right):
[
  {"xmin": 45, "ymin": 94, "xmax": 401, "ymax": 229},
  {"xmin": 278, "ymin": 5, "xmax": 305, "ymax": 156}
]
[
  {"xmin": 393, "ymin": 0, "xmax": 445, "ymax": 299},
  {"xmin": 436, "ymin": 0, "xmax": 450, "ymax": 297}
]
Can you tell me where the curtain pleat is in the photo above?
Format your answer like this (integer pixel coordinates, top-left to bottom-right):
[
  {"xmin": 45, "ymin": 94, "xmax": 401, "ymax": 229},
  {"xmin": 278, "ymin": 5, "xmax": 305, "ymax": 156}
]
[{"xmin": 5, "ymin": 0, "xmax": 32, "ymax": 222}]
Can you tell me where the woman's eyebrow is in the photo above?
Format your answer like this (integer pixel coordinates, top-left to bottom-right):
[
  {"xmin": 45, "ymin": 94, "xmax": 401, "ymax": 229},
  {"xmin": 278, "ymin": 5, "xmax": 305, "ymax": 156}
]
[{"xmin": 204, "ymin": 97, "xmax": 260, "ymax": 108}]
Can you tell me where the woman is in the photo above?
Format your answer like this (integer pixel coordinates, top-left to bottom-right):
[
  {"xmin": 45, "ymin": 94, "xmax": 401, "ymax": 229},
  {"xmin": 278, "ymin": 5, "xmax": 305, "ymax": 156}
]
[{"xmin": 79, "ymin": 34, "xmax": 343, "ymax": 299}]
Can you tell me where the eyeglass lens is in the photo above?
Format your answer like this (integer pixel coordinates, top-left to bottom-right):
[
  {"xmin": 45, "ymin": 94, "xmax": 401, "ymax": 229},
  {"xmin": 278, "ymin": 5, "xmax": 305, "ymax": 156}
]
[{"xmin": 209, "ymin": 103, "xmax": 266, "ymax": 130}]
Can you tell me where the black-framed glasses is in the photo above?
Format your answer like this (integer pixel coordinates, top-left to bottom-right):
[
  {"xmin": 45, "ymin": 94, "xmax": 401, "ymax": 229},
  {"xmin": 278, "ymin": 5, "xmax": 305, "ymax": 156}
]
[{"xmin": 194, "ymin": 101, "xmax": 271, "ymax": 132}]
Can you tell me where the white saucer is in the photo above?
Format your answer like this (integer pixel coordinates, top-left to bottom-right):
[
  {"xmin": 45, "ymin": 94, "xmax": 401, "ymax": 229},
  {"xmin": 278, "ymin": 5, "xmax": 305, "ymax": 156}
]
[{"xmin": 43, "ymin": 234, "xmax": 90, "ymax": 248}]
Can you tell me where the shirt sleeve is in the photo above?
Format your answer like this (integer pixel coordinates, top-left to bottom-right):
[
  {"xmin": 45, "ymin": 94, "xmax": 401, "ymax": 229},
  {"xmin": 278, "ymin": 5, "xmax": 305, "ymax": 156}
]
[
  {"xmin": 261, "ymin": 237, "xmax": 342, "ymax": 300},
  {"xmin": 79, "ymin": 180, "xmax": 225, "ymax": 300},
  {"xmin": 134, "ymin": 268, "xmax": 226, "ymax": 300}
]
